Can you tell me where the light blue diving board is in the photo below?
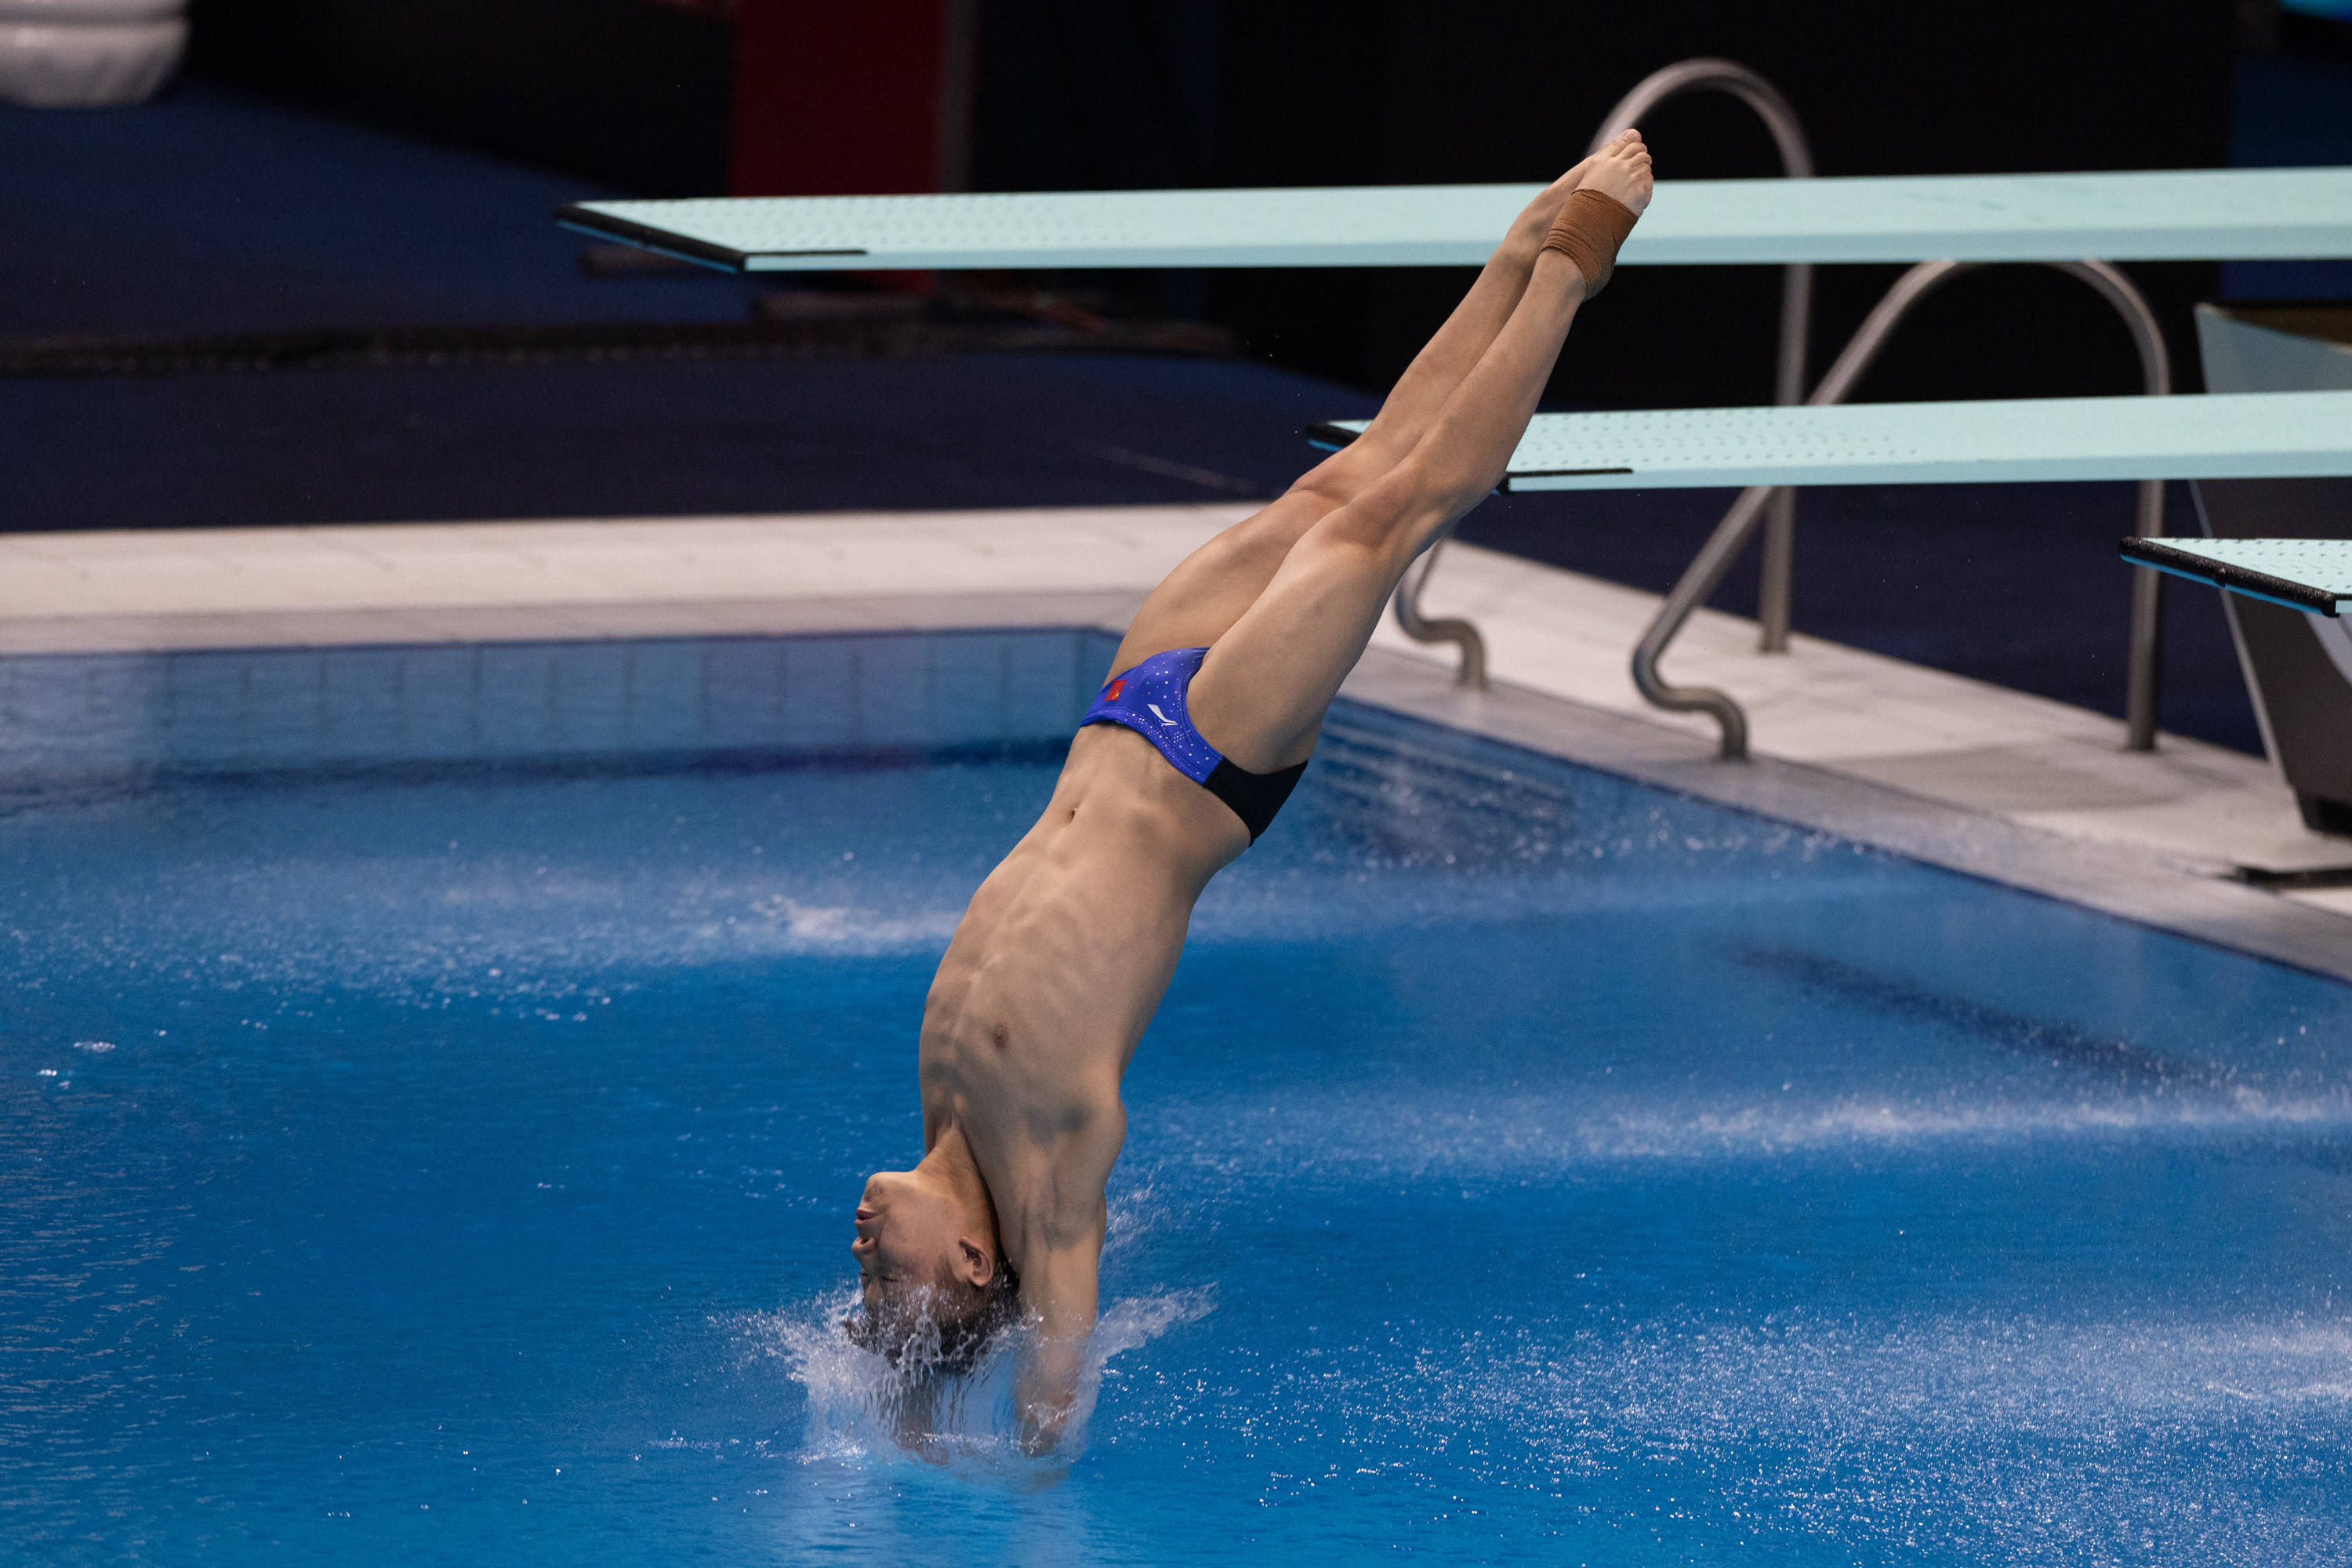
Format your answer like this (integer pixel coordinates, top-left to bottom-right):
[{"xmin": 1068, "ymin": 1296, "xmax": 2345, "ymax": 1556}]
[
  {"xmin": 558, "ymin": 167, "xmax": 2352, "ymax": 273},
  {"xmin": 1305, "ymin": 390, "xmax": 2352, "ymax": 493},
  {"xmin": 2120, "ymin": 537, "xmax": 2352, "ymax": 616}
]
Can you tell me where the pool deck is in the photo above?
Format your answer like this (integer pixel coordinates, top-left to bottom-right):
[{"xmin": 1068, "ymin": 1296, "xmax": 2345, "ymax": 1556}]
[{"xmin": 2, "ymin": 506, "xmax": 2347, "ymax": 980}]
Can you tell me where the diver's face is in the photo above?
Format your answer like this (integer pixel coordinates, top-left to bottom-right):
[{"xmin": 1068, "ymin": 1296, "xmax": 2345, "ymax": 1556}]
[{"xmin": 851, "ymin": 1171, "xmax": 970, "ymax": 1330}]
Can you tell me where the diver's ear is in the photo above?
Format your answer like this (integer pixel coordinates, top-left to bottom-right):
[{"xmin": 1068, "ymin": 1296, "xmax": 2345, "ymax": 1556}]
[{"xmin": 955, "ymin": 1237, "xmax": 994, "ymax": 1289}]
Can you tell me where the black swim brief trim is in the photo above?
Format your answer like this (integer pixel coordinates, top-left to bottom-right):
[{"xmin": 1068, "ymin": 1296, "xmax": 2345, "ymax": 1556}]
[{"xmin": 1203, "ymin": 755, "xmax": 1308, "ymax": 844}]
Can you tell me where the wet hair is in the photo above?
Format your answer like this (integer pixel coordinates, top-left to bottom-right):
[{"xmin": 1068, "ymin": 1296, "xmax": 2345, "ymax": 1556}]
[{"xmin": 844, "ymin": 1254, "xmax": 1022, "ymax": 1377}]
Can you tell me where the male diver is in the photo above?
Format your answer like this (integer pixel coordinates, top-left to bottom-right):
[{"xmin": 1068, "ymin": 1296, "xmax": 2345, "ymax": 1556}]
[{"xmin": 848, "ymin": 130, "xmax": 1654, "ymax": 1450}]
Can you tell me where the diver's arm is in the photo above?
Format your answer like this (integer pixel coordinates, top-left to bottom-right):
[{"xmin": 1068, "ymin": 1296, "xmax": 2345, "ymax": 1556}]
[
  {"xmin": 1011, "ymin": 1210, "xmax": 1105, "ymax": 1454},
  {"xmin": 998, "ymin": 1022, "xmax": 1127, "ymax": 1451},
  {"xmin": 1007, "ymin": 1114, "xmax": 1115, "ymax": 1457}
]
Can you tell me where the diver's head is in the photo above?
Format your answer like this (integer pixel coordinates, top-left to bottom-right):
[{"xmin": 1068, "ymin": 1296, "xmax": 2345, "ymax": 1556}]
[{"xmin": 846, "ymin": 1167, "xmax": 1018, "ymax": 1372}]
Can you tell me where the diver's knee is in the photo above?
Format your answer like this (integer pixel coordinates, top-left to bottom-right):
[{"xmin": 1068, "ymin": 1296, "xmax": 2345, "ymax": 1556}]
[{"xmin": 1327, "ymin": 463, "xmax": 1456, "ymax": 554}]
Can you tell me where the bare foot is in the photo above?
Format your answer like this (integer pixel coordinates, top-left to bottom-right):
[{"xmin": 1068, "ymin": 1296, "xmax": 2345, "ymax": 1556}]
[
  {"xmin": 1581, "ymin": 128, "xmax": 1653, "ymax": 217},
  {"xmin": 1508, "ymin": 151, "xmax": 1602, "ymax": 245}
]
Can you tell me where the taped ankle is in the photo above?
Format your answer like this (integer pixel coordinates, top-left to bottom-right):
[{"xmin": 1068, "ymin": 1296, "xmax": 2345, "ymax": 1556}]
[{"xmin": 1541, "ymin": 187, "xmax": 1639, "ymax": 297}]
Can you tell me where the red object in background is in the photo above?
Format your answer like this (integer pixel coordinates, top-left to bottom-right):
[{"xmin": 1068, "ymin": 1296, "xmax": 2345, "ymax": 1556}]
[{"xmin": 728, "ymin": 0, "xmax": 975, "ymax": 197}]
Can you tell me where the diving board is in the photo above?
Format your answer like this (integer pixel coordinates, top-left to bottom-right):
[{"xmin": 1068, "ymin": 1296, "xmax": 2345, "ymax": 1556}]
[
  {"xmin": 2121, "ymin": 537, "xmax": 2352, "ymax": 616},
  {"xmin": 1305, "ymin": 390, "xmax": 2352, "ymax": 493},
  {"xmin": 559, "ymin": 167, "xmax": 2352, "ymax": 273}
]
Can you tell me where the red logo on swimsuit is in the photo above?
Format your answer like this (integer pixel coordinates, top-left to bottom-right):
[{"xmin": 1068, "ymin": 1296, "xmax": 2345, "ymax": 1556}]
[{"xmin": 1105, "ymin": 678, "xmax": 1127, "ymax": 701}]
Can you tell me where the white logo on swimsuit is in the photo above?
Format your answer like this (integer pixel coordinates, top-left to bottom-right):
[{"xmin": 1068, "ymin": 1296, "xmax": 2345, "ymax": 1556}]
[{"xmin": 1145, "ymin": 702, "xmax": 1178, "ymax": 726}]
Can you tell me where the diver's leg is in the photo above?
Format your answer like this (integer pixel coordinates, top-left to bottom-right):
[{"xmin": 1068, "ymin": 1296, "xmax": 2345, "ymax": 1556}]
[
  {"xmin": 1188, "ymin": 136, "xmax": 1651, "ymax": 771},
  {"xmin": 1301, "ymin": 139, "xmax": 1635, "ymax": 486},
  {"xmin": 1105, "ymin": 143, "xmax": 1632, "ymax": 672}
]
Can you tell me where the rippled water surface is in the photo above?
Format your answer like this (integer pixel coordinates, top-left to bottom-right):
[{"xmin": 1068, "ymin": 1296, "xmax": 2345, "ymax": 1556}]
[{"xmin": 5, "ymin": 700, "xmax": 2350, "ymax": 1565}]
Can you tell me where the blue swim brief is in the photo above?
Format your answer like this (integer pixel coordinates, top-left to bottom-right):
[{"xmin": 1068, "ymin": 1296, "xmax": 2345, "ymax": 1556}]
[{"xmin": 1077, "ymin": 646, "xmax": 1306, "ymax": 843}]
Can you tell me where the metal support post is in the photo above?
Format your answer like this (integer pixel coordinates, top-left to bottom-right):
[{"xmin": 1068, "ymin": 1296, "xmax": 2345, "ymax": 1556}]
[
  {"xmin": 1392, "ymin": 59, "xmax": 1817, "ymax": 681},
  {"xmin": 1592, "ymin": 60, "xmax": 1814, "ymax": 654},
  {"xmin": 1631, "ymin": 257, "xmax": 2172, "ymax": 759},
  {"xmin": 1391, "ymin": 542, "xmax": 1487, "ymax": 689}
]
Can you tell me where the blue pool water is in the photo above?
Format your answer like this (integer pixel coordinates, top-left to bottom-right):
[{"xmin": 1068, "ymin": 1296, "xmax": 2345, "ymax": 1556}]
[{"xmin": 5, "ymin": 630, "xmax": 2350, "ymax": 1565}]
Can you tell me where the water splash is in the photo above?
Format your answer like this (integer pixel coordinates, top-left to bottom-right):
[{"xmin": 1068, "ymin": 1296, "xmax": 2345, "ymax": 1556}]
[
  {"xmin": 1428, "ymin": 1313, "xmax": 2352, "ymax": 1563},
  {"xmin": 745, "ymin": 1286, "xmax": 1214, "ymax": 1486},
  {"xmin": 739, "ymin": 896, "xmax": 961, "ymax": 955},
  {"xmin": 1140, "ymin": 1083, "xmax": 2352, "ymax": 1186}
]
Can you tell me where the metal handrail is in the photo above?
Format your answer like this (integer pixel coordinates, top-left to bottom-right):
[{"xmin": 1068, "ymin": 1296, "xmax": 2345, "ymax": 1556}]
[
  {"xmin": 1630, "ymin": 257, "xmax": 2173, "ymax": 760},
  {"xmin": 1392, "ymin": 535, "xmax": 1486, "ymax": 688},
  {"xmin": 1392, "ymin": 58, "xmax": 1817, "ymax": 682},
  {"xmin": 1588, "ymin": 60, "xmax": 1816, "ymax": 419}
]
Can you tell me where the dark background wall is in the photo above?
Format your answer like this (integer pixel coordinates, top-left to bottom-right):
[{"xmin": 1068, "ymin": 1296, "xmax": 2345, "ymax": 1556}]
[
  {"xmin": 187, "ymin": 0, "xmax": 2237, "ymax": 406},
  {"xmin": 187, "ymin": 0, "xmax": 736, "ymax": 195}
]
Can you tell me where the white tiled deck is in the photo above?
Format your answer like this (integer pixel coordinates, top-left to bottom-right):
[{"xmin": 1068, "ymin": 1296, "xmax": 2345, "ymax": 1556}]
[
  {"xmin": 2, "ymin": 505, "xmax": 2346, "ymax": 956},
  {"xmin": 1377, "ymin": 537, "xmax": 2352, "ymax": 890}
]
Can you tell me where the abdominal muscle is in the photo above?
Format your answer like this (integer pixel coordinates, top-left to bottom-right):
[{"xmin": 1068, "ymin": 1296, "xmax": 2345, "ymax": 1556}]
[{"xmin": 916, "ymin": 724, "xmax": 1247, "ymax": 1224}]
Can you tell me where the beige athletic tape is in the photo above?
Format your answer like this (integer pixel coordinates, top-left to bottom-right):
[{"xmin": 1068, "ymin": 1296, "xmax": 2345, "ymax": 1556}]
[{"xmin": 1541, "ymin": 187, "xmax": 1639, "ymax": 297}]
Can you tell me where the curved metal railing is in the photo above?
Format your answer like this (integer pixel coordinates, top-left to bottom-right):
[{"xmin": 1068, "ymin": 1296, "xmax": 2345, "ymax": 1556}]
[
  {"xmin": 1630, "ymin": 258, "xmax": 2173, "ymax": 759},
  {"xmin": 1392, "ymin": 58, "xmax": 1817, "ymax": 683},
  {"xmin": 1392, "ymin": 535, "xmax": 1487, "ymax": 688}
]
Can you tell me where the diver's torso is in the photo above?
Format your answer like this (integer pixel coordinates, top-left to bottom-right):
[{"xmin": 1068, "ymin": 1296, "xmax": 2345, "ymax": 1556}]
[{"xmin": 916, "ymin": 724, "xmax": 1246, "ymax": 1216}]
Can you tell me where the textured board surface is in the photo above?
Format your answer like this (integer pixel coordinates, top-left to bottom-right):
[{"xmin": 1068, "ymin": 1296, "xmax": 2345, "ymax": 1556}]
[
  {"xmin": 1311, "ymin": 391, "xmax": 2352, "ymax": 492},
  {"xmin": 2120, "ymin": 536, "xmax": 2352, "ymax": 615},
  {"xmin": 561, "ymin": 168, "xmax": 2352, "ymax": 271}
]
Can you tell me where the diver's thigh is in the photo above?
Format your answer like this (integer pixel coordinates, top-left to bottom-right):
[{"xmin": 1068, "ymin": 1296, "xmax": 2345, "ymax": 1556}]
[
  {"xmin": 1186, "ymin": 505, "xmax": 1421, "ymax": 772},
  {"xmin": 1107, "ymin": 490, "xmax": 1334, "ymax": 673}
]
